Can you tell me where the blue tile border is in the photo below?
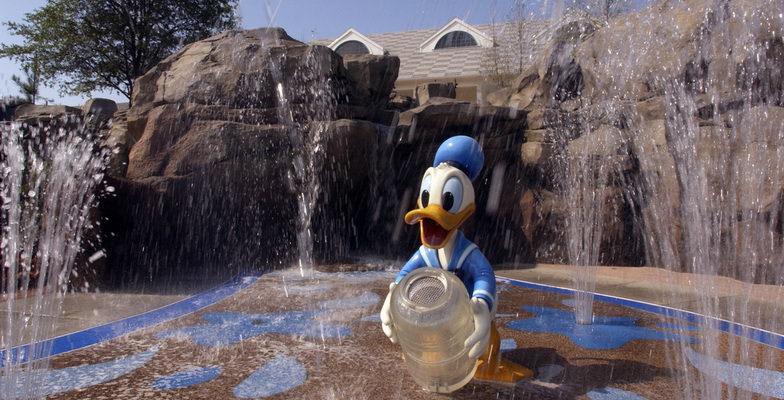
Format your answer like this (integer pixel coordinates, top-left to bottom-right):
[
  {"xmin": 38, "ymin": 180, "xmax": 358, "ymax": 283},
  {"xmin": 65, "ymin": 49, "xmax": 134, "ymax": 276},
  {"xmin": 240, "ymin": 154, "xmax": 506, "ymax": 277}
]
[
  {"xmin": 1, "ymin": 272, "xmax": 262, "ymax": 367},
  {"xmin": 497, "ymin": 276, "xmax": 784, "ymax": 351}
]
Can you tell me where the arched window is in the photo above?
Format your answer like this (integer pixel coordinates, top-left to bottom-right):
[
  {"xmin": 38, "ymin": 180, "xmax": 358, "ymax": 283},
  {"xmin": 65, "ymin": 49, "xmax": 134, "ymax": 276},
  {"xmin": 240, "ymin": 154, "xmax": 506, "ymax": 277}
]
[
  {"xmin": 434, "ymin": 31, "xmax": 477, "ymax": 49},
  {"xmin": 335, "ymin": 40, "xmax": 370, "ymax": 56}
]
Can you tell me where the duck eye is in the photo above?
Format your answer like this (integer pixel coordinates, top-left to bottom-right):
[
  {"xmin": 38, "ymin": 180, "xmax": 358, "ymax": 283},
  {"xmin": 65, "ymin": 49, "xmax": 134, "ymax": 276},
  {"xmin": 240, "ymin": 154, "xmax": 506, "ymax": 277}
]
[
  {"xmin": 442, "ymin": 176, "xmax": 463, "ymax": 213},
  {"xmin": 442, "ymin": 192, "xmax": 454, "ymax": 210},
  {"xmin": 419, "ymin": 174, "xmax": 432, "ymax": 207}
]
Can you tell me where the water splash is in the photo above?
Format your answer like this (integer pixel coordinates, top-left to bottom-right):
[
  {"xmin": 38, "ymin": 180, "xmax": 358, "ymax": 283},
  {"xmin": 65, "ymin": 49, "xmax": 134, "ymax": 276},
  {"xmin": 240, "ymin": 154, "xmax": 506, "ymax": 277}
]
[
  {"xmin": 262, "ymin": 27, "xmax": 338, "ymax": 278},
  {"xmin": 566, "ymin": 1, "xmax": 784, "ymax": 397},
  {"xmin": 0, "ymin": 117, "xmax": 108, "ymax": 399}
]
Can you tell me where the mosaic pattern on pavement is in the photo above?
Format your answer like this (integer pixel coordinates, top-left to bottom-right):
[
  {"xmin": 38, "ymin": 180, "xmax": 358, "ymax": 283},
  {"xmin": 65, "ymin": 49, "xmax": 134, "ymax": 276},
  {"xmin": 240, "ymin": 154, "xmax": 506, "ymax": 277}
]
[{"xmin": 4, "ymin": 269, "xmax": 781, "ymax": 399}]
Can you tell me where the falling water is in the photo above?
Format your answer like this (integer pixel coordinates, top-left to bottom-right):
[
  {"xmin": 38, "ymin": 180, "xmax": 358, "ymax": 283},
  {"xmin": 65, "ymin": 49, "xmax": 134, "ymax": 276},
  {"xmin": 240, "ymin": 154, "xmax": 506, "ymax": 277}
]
[
  {"xmin": 640, "ymin": 67, "xmax": 784, "ymax": 399},
  {"xmin": 0, "ymin": 117, "xmax": 108, "ymax": 399},
  {"xmin": 561, "ymin": 133, "xmax": 615, "ymax": 325},
  {"xmin": 261, "ymin": 15, "xmax": 337, "ymax": 277},
  {"xmin": 544, "ymin": 1, "xmax": 784, "ymax": 394},
  {"xmin": 559, "ymin": 0, "xmax": 784, "ymax": 397},
  {"xmin": 628, "ymin": 84, "xmax": 784, "ymax": 399},
  {"xmin": 549, "ymin": 43, "xmax": 623, "ymax": 326}
]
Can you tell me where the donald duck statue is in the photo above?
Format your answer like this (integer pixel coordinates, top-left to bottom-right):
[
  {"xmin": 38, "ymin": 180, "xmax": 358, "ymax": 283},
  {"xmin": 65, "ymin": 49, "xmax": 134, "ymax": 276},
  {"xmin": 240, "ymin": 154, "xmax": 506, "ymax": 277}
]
[{"xmin": 380, "ymin": 135, "xmax": 533, "ymax": 388}]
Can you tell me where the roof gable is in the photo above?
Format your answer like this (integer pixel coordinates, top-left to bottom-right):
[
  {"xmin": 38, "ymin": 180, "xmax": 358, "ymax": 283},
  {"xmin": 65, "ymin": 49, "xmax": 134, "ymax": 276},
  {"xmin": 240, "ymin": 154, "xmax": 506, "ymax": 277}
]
[
  {"xmin": 328, "ymin": 28, "xmax": 386, "ymax": 55},
  {"xmin": 419, "ymin": 18, "xmax": 494, "ymax": 52},
  {"xmin": 310, "ymin": 14, "xmax": 581, "ymax": 82}
]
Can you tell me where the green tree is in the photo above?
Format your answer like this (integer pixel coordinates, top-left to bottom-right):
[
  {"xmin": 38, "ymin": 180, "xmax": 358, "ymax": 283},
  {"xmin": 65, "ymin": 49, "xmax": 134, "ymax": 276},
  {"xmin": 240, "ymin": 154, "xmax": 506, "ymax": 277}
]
[
  {"xmin": 482, "ymin": 0, "xmax": 530, "ymax": 88},
  {"xmin": 1, "ymin": 0, "xmax": 238, "ymax": 103},
  {"xmin": 11, "ymin": 58, "xmax": 45, "ymax": 104},
  {"xmin": 570, "ymin": 0, "xmax": 634, "ymax": 21}
]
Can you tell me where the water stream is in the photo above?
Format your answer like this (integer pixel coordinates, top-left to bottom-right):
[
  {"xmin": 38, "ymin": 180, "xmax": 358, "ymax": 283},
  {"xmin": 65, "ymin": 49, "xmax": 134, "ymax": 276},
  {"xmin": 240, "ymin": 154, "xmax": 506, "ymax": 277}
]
[
  {"xmin": 262, "ymin": 18, "xmax": 337, "ymax": 278},
  {"xmin": 0, "ymin": 117, "xmax": 108, "ymax": 399},
  {"xmin": 554, "ymin": 1, "xmax": 784, "ymax": 397}
]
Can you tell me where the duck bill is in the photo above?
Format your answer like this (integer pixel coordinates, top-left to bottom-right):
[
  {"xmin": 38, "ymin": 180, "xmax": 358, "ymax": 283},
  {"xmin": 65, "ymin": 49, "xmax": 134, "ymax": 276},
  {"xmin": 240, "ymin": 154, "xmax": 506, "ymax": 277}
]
[{"xmin": 404, "ymin": 203, "xmax": 476, "ymax": 249}]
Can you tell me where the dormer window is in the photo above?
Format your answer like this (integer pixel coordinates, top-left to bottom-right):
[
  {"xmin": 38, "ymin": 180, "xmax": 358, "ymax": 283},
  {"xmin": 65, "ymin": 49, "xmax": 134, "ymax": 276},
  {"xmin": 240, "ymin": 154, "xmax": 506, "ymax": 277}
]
[
  {"xmin": 335, "ymin": 40, "xmax": 370, "ymax": 55},
  {"xmin": 434, "ymin": 31, "xmax": 477, "ymax": 49},
  {"xmin": 419, "ymin": 18, "xmax": 493, "ymax": 53},
  {"xmin": 328, "ymin": 28, "xmax": 386, "ymax": 56}
]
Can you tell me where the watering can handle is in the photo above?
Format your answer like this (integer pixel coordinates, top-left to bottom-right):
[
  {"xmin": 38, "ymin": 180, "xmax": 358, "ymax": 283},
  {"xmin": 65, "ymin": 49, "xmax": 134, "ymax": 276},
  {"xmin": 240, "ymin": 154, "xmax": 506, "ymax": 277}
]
[
  {"xmin": 380, "ymin": 282, "xmax": 398, "ymax": 344},
  {"xmin": 464, "ymin": 297, "xmax": 491, "ymax": 359}
]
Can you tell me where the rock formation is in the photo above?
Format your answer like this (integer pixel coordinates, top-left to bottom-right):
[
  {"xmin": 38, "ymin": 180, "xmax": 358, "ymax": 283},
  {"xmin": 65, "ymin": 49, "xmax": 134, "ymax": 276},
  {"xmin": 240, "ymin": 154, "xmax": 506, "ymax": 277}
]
[
  {"xmin": 101, "ymin": 28, "xmax": 404, "ymax": 283},
  {"xmin": 489, "ymin": 0, "xmax": 784, "ymax": 282},
  {"xmin": 95, "ymin": 25, "xmax": 536, "ymax": 284},
  {"xmin": 9, "ymin": 0, "xmax": 783, "ymax": 287}
]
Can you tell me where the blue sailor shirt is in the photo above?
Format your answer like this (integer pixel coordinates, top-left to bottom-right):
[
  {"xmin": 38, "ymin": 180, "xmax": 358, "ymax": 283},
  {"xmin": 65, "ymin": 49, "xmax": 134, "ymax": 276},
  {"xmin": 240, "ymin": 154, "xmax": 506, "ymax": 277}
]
[{"xmin": 394, "ymin": 230, "xmax": 496, "ymax": 311}]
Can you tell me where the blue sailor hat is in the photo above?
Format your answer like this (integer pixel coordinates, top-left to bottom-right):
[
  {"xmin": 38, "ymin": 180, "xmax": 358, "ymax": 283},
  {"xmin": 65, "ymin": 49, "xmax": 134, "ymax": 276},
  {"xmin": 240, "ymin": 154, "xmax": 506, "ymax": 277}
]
[{"xmin": 433, "ymin": 135, "xmax": 484, "ymax": 181}]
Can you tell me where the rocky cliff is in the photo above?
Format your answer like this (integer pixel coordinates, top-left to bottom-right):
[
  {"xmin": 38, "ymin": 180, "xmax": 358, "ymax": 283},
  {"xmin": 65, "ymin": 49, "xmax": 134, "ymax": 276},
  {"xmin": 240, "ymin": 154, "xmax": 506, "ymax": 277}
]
[
  {"xmin": 488, "ymin": 0, "xmax": 784, "ymax": 282},
  {"xmin": 9, "ymin": 0, "xmax": 783, "ymax": 286},
  {"xmin": 98, "ymin": 26, "xmax": 537, "ymax": 283},
  {"xmin": 97, "ymin": 28, "xmax": 403, "ymax": 283}
]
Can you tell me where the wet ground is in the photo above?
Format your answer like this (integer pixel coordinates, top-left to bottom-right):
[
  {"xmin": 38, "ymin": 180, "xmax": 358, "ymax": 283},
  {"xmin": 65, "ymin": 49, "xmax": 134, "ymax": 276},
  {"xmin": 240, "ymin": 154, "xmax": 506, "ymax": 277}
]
[{"xmin": 1, "ymin": 265, "xmax": 783, "ymax": 399}]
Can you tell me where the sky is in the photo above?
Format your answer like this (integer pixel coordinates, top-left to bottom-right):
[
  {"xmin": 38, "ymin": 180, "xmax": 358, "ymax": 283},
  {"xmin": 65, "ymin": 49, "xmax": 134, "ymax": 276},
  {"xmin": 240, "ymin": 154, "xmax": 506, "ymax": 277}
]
[{"xmin": 0, "ymin": 0, "xmax": 567, "ymax": 106}]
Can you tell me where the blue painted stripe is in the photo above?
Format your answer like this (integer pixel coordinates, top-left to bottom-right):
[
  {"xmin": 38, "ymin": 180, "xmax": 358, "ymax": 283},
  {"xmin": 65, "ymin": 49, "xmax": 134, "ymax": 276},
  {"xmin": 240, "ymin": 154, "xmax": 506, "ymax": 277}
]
[
  {"xmin": 684, "ymin": 347, "xmax": 784, "ymax": 398},
  {"xmin": 586, "ymin": 386, "xmax": 648, "ymax": 399},
  {"xmin": 234, "ymin": 355, "xmax": 307, "ymax": 398},
  {"xmin": 496, "ymin": 276, "xmax": 784, "ymax": 351},
  {"xmin": 152, "ymin": 365, "xmax": 222, "ymax": 390},
  {"xmin": 655, "ymin": 322, "xmax": 700, "ymax": 332},
  {"xmin": 0, "ymin": 346, "xmax": 160, "ymax": 397},
  {"xmin": 500, "ymin": 338, "xmax": 517, "ymax": 352},
  {"xmin": 0, "ymin": 272, "xmax": 262, "ymax": 367}
]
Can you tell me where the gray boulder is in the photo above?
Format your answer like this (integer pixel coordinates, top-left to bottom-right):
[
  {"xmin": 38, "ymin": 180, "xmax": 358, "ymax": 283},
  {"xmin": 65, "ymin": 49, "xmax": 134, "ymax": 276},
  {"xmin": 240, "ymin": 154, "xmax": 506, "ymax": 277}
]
[
  {"xmin": 342, "ymin": 54, "xmax": 400, "ymax": 110},
  {"xmin": 83, "ymin": 98, "xmax": 118, "ymax": 126},
  {"xmin": 14, "ymin": 104, "xmax": 83, "ymax": 126},
  {"xmin": 415, "ymin": 82, "xmax": 456, "ymax": 105}
]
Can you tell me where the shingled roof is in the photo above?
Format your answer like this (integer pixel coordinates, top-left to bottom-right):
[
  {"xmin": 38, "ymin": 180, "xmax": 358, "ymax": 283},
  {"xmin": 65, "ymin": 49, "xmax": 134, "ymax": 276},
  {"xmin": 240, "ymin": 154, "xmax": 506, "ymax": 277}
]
[{"xmin": 311, "ymin": 13, "xmax": 583, "ymax": 82}]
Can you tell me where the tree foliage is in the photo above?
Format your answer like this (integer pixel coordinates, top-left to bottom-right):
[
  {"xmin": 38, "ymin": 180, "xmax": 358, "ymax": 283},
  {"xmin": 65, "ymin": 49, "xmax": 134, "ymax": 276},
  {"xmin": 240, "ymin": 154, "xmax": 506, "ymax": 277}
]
[
  {"xmin": 481, "ymin": 0, "xmax": 530, "ymax": 88},
  {"xmin": 1, "ymin": 0, "xmax": 238, "ymax": 102},
  {"xmin": 570, "ymin": 0, "xmax": 634, "ymax": 21},
  {"xmin": 11, "ymin": 58, "xmax": 46, "ymax": 104}
]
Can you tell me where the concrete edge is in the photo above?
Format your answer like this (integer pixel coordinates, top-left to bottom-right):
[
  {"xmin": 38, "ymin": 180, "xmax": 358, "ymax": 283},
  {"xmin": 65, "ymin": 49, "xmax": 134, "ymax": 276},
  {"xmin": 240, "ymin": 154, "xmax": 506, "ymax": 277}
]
[
  {"xmin": 0, "ymin": 272, "xmax": 263, "ymax": 367},
  {"xmin": 496, "ymin": 275, "xmax": 784, "ymax": 351}
]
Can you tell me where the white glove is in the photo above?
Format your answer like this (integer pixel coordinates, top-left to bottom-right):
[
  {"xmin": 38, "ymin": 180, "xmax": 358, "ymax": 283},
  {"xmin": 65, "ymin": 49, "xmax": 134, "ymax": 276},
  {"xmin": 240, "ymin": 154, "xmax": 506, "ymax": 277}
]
[
  {"xmin": 380, "ymin": 282, "xmax": 398, "ymax": 344},
  {"xmin": 464, "ymin": 297, "xmax": 491, "ymax": 359}
]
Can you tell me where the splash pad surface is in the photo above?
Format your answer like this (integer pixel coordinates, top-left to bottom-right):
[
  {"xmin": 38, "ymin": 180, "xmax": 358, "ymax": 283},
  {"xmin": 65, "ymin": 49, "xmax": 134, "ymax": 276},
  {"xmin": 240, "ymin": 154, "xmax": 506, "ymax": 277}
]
[{"xmin": 5, "ymin": 268, "xmax": 783, "ymax": 399}]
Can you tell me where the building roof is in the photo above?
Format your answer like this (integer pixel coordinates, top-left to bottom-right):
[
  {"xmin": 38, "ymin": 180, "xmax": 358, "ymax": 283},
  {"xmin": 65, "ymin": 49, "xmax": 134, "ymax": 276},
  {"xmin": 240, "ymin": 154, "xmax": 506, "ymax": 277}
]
[{"xmin": 311, "ymin": 13, "xmax": 584, "ymax": 82}]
